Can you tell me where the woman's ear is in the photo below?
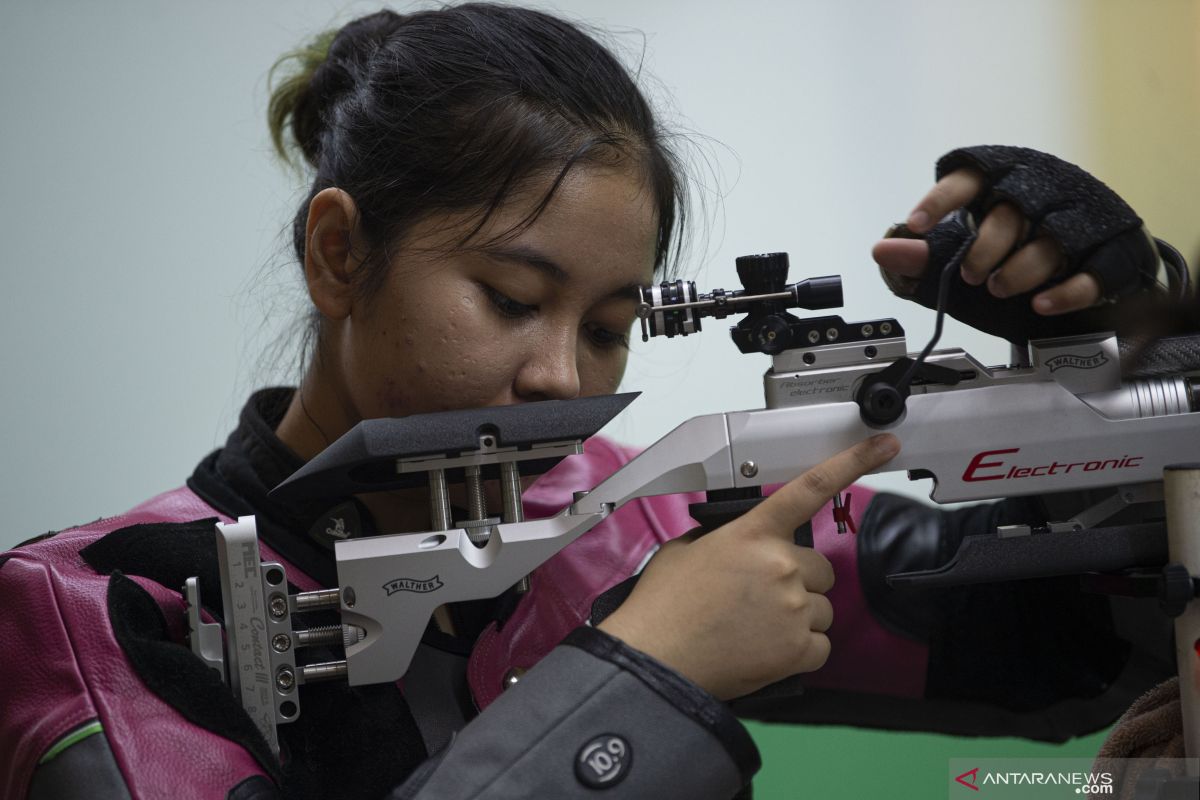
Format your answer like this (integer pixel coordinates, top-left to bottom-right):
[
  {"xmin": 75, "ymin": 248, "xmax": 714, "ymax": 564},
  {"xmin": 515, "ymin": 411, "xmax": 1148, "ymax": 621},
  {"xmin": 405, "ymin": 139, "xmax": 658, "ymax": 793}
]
[{"xmin": 304, "ymin": 188, "xmax": 364, "ymax": 320}]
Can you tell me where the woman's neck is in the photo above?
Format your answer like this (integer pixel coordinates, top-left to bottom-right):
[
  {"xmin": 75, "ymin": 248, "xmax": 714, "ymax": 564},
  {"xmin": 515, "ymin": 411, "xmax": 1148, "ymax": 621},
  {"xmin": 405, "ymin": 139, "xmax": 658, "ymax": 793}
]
[
  {"xmin": 276, "ymin": 376, "xmax": 435, "ymax": 535},
  {"xmin": 275, "ymin": 378, "xmax": 336, "ymax": 463}
]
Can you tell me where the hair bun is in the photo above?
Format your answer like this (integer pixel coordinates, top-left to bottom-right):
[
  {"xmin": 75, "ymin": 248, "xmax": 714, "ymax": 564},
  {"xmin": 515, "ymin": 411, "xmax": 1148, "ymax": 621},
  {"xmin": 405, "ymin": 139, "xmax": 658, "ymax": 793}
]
[{"xmin": 268, "ymin": 9, "xmax": 406, "ymax": 169}]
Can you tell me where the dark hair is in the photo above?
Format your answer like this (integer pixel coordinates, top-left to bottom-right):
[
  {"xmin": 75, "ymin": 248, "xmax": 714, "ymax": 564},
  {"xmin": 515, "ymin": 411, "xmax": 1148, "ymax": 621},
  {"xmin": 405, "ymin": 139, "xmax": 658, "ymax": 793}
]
[{"xmin": 269, "ymin": 4, "xmax": 685, "ymax": 342}]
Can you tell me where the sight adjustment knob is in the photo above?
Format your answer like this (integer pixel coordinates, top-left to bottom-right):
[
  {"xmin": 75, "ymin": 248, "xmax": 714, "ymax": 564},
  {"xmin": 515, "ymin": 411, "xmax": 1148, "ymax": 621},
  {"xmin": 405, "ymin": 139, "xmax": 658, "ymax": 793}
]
[{"xmin": 736, "ymin": 252, "xmax": 790, "ymax": 295}]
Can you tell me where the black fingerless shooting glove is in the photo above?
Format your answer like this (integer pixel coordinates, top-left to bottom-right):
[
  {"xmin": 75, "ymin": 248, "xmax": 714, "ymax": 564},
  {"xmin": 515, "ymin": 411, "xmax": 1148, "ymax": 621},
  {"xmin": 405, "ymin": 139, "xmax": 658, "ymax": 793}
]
[{"xmin": 888, "ymin": 145, "xmax": 1161, "ymax": 346}]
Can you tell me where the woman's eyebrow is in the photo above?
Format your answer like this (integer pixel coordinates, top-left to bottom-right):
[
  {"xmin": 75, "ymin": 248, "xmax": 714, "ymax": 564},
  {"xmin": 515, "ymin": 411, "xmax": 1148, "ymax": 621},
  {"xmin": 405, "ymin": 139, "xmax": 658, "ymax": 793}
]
[
  {"xmin": 485, "ymin": 245, "xmax": 645, "ymax": 301},
  {"xmin": 605, "ymin": 283, "xmax": 644, "ymax": 303},
  {"xmin": 485, "ymin": 245, "xmax": 569, "ymax": 283}
]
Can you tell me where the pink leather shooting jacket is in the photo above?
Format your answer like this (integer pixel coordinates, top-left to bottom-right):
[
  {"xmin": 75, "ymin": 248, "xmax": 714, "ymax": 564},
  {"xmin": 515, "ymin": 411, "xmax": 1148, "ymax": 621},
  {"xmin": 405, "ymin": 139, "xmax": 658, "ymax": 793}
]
[{"xmin": 0, "ymin": 434, "xmax": 925, "ymax": 798}]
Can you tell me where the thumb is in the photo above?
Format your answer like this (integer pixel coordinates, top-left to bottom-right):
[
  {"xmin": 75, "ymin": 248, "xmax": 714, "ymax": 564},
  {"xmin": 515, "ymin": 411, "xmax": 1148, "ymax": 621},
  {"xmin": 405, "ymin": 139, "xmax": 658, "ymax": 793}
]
[
  {"xmin": 873, "ymin": 237, "xmax": 930, "ymax": 279},
  {"xmin": 740, "ymin": 434, "xmax": 900, "ymax": 540}
]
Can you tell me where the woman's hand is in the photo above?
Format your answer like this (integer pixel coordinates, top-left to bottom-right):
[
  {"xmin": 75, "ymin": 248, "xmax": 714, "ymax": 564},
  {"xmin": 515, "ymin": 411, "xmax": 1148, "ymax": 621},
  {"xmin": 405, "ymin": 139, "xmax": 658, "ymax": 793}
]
[
  {"xmin": 872, "ymin": 167, "xmax": 1103, "ymax": 316},
  {"xmin": 597, "ymin": 434, "xmax": 900, "ymax": 701}
]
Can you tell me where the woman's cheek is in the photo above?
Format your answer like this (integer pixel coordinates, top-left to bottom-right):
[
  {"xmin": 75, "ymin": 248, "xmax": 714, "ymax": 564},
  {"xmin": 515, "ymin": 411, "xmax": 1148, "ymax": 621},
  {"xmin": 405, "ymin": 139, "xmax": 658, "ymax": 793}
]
[
  {"xmin": 580, "ymin": 348, "xmax": 628, "ymax": 396},
  {"xmin": 377, "ymin": 375, "xmax": 416, "ymax": 417},
  {"xmin": 377, "ymin": 340, "xmax": 513, "ymax": 415}
]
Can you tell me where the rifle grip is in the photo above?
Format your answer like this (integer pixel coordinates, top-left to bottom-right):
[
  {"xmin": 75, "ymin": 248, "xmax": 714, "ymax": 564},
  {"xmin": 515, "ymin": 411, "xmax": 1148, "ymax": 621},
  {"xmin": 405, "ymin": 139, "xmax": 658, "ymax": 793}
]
[
  {"xmin": 688, "ymin": 489, "xmax": 814, "ymax": 547},
  {"xmin": 588, "ymin": 492, "xmax": 815, "ymax": 626},
  {"xmin": 590, "ymin": 489, "xmax": 813, "ymax": 707}
]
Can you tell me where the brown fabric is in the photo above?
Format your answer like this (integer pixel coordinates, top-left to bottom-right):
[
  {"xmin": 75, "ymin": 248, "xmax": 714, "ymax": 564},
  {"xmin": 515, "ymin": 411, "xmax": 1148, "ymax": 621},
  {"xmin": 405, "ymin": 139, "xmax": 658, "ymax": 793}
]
[{"xmin": 1094, "ymin": 677, "xmax": 1186, "ymax": 799}]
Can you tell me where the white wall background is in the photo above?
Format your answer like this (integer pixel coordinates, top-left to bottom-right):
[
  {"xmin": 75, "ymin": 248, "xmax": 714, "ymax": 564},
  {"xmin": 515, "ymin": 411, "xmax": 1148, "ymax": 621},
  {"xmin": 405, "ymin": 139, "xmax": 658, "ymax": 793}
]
[{"xmin": 0, "ymin": 0, "xmax": 1087, "ymax": 549}]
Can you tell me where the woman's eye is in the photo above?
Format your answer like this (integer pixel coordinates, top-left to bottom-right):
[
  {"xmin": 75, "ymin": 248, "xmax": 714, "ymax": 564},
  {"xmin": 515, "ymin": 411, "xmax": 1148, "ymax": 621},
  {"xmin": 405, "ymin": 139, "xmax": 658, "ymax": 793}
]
[
  {"xmin": 481, "ymin": 284, "xmax": 537, "ymax": 318},
  {"xmin": 584, "ymin": 322, "xmax": 630, "ymax": 350}
]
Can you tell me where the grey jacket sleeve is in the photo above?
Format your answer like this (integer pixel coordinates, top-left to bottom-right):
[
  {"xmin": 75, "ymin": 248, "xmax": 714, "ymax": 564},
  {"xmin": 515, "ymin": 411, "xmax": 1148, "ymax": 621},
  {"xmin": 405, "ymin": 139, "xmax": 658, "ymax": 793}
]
[
  {"xmin": 390, "ymin": 626, "xmax": 760, "ymax": 799},
  {"xmin": 26, "ymin": 724, "xmax": 133, "ymax": 800},
  {"xmin": 851, "ymin": 492, "xmax": 1173, "ymax": 738}
]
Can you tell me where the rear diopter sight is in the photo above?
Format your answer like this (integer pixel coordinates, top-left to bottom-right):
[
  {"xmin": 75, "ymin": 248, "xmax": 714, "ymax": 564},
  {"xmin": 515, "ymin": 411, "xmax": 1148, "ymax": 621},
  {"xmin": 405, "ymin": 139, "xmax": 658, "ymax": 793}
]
[{"xmin": 636, "ymin": 252, "xmax": 843, "ymax": 354}]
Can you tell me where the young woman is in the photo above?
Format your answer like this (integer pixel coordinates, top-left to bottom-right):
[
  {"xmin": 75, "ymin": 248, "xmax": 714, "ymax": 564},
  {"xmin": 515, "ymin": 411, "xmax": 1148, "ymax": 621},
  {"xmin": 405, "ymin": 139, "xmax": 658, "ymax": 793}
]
[
  {"xmin": 0, "ymin": 7, "xmax": 898, "ymax": 798},
  {"xmin": 0, "ymin": 5, "xmax": 1175, "ymax": 799}
]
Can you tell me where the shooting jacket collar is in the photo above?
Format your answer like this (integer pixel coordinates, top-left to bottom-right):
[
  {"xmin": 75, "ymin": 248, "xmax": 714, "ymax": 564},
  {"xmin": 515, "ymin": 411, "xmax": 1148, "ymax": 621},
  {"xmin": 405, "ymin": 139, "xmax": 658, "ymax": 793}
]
[{"xmin": 186, "ymin": 387, "xmax": 373, "ymax": 587}]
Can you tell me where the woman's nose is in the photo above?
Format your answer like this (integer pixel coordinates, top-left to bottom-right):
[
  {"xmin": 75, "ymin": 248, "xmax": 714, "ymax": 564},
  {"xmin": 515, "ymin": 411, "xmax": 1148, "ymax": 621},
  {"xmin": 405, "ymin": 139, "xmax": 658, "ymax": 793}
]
[{"xmin": 513, "ymin": 329, "xmax": 581, "ymax": 402}]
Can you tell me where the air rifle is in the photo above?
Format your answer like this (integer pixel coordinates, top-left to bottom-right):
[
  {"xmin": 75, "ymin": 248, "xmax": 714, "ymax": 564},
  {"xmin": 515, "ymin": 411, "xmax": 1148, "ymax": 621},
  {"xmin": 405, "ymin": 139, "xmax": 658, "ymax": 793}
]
[{"xmin": 187, "ymin": 252, "xmax": 1200, "ymax": 762}]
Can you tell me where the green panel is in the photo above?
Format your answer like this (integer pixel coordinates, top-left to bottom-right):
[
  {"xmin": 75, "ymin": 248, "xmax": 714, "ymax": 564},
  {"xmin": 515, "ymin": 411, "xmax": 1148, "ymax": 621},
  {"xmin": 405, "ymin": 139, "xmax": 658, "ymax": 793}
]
[{"xmin": 747, "ymin": 722, "xmax": 1111, "ymax": 798}]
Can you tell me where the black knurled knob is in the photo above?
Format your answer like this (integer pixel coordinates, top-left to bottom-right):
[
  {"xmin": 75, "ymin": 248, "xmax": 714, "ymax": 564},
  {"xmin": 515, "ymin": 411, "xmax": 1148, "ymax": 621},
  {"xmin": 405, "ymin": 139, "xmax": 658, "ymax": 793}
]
[
  {"xmin": 736, "ymin": 252, "xmax": 790, "ymax": 295},
  {"xmin": 752, "ymin": 316, "xmax": 792, "ymax": 355},
  {"xmin": 1159, "ymin": 563, "xmax": 1197, "ymax": 618}
]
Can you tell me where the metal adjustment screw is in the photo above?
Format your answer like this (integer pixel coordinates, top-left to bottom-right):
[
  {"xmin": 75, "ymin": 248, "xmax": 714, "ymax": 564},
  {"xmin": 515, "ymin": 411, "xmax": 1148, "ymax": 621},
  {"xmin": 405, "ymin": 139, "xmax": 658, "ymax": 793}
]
[
  {"xmin": 464, "ymin": 464, "xmax": 487, "ymax": 520},
  {"xmin": 269, "ymin": 594, "xmax": 288, "ymax": 619},
  {"xmin": 500, "ymin": 461, "xmax": 524, "ymax": 525},
  {"xmin": 740, "ymin": 461, "xmax": 758, "ymax": 478},
  {"xmin": 826, "ymin": 327, "xmax": 839, "ymax": 341},
  {"xmin": 428, "ymin": 468, "xmax": 451, "ymax": 532},
  {"xmin": 343, "ymin": 625, "xmax": 366, "ymax": 647},
  {"xmin": 502, "ymin": 667, "xmax": 527, "ymax": 691},
  {"xmin": 301, "ymin": 660, "xmax": 348, "ymax": 683},
  {"xmin": 296, "ymin": 625, "xmax": 343, "ymax": 648},
  {"xmin": 880, "ymin": 322, "xmax": 893, "ymax": 335},
  {"xmin": 271, "ymin": 633, "xmax": 292, "ymax": 653},
  {"xmin": 276, "ymin": 665, "xmax": 296, "ymax": 692},
  {"xmin": 294, "ymin": 588, "xmax": 341, "ymax": 612},
  {"xmin": 807, "ymin": 330, "xmax": 821, "ymax": 344},
  {"xmin": 861, "ymin": 324, "xmax": 874, "ymax": 336},
  {"xmin": 461, "ymin": 517, "xmax": 500, "ymax": 547}
]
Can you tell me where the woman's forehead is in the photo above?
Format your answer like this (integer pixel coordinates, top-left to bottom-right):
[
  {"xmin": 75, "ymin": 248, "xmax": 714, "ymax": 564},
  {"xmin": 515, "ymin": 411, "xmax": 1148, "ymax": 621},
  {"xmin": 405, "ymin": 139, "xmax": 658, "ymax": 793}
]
[
  {"xmin": 502, "ymin": 166, "xmax": 659, "ymax": 275},
  {"xmin": 401, "ymin": 165, "xmax": 659, "ymax": 283}
]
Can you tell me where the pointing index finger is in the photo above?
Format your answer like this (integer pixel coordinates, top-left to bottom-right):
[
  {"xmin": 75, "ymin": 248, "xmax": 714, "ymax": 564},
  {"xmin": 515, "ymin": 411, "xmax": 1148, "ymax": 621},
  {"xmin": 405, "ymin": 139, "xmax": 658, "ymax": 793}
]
[
  {"xmin": 742, "ymin": 434, "xmax": 901, "ymax": 539},
  {"xmin": 906, "ymin": 168, "xmax": 984, "ymax": 234}
]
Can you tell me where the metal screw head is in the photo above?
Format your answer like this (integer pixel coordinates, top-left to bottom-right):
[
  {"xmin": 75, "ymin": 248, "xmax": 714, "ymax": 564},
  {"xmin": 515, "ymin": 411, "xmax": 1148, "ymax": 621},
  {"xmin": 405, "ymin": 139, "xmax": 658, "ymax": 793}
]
[
  {"xmin": 272, "ymin": 633, "xmax": 292, "ymax": 653},
  {"xmin": 826, "ymin": 327, "xmax": 839, "ymax": 341},
  {"xmin": 807, "ymin": 330, "xmax": 821, "ymax": 344},
  {"xmin": 740, "ymin": 461, "xmax": 758, "ymax": 478},
  {"xmin": 861, "ymin": 324, "xmax": 874, "ymax": 337},
  {"xmin": 880, "ymin": 322, "xmax": 893, "ymax": 335},
  {"xmin": 276, "ymin": 666, "xmax": 296, "ymax": 692},
  {"xmin": 269, "ymin": 595, "xmax": 288, "ymax": 619},
  {"xmin": 502, "ymin": 667, "xmax": 527, "ymax": 691}
]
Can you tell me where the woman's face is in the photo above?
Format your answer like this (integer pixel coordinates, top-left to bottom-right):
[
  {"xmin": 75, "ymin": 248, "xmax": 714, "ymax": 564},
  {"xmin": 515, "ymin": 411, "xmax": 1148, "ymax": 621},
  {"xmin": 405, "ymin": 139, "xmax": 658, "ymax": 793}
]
[{"xmin": 326, "ymin": 165, "xmax": 659, "ymax": 426}]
